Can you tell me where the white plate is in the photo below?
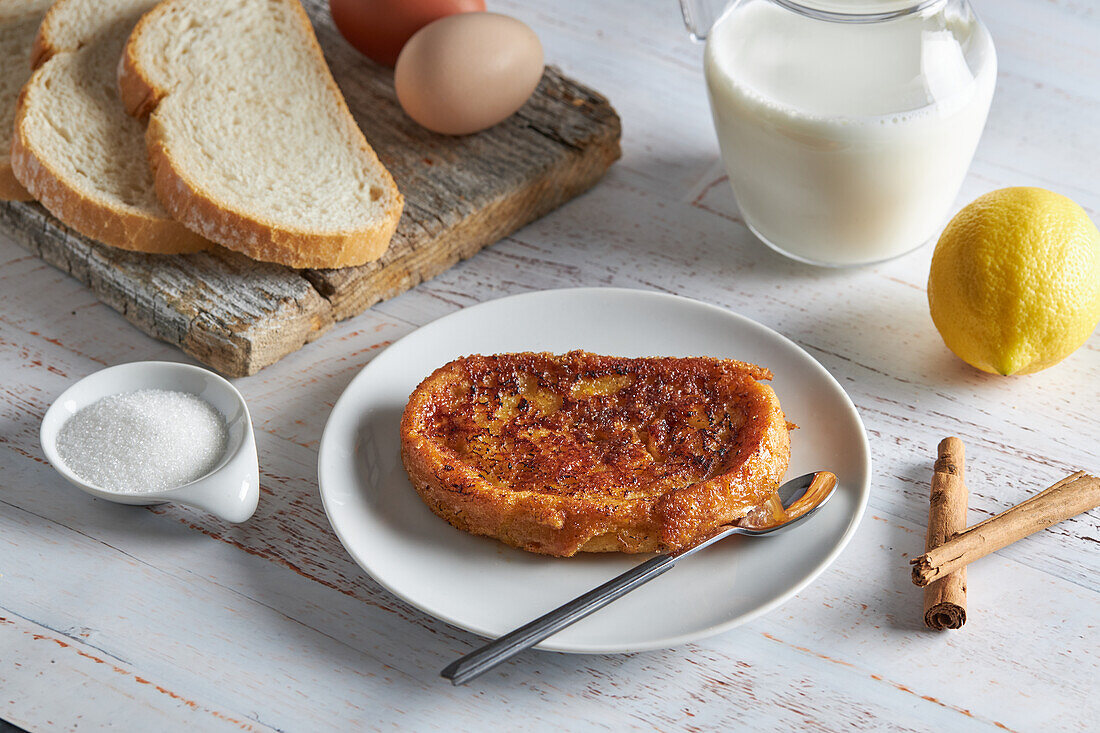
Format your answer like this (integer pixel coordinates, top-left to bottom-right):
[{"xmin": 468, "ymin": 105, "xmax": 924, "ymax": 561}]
[{"xmin": 318, "ymin": 288, "xmax": 870, "ymax": 653}]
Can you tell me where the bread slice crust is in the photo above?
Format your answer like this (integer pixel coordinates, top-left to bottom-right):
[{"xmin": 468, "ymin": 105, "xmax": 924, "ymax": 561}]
[
  {"xmin": 400, "ymin": 351, "xmax": 792, "ymax": 557},
  {"xmin": 0, "ymin": 165, "xmax": 30, "ymax": 201},
  {"xmin": 0, "ymin": 1, "xmax": 53, "ymax": 201},
  {"xmin": 119, "ymin": 0, "xmax": 403, "ymax": 269},
  {"xmin": 10, "ymin": 0, "xmax": 208, "ymax": 254}
]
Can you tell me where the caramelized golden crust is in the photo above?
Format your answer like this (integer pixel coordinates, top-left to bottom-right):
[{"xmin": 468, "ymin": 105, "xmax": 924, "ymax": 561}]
[{"xmin": 400, "ymin": 351, "xmax": 791, "ymax": 557}]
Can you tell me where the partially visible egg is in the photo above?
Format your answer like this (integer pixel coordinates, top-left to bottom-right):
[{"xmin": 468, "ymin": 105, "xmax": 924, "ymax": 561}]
[
  {"xmin": 395, "ymin": 13, "xmax": 544, "ymax": 136},
  {"xmin": 330, "ymin": 0, "xmax": 486, "ymax": 67}
]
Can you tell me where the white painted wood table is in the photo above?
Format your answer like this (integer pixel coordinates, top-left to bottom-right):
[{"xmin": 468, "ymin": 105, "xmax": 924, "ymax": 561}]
[{"xmin": 1, "ymin": 0, "xmax": 1097, "ymax": 730}]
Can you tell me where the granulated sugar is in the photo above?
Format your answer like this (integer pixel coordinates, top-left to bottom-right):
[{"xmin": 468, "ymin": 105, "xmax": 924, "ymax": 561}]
[{"xmin": 56, "ymin": 389, "xmax": 228, "ymax": 492}]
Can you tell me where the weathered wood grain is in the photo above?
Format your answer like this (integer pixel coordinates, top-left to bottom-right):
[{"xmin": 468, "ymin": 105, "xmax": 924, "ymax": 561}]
[
  {"xmin": 0, "ymin": 202, "xmax": 335, "ymax": 374},
  {"xmin": 0, "ymin": 614, "xmax": 272, "ymax": 733},
  {"xmin": 0, "ymin": 0, "xmax": 620, "ymax": 377}
]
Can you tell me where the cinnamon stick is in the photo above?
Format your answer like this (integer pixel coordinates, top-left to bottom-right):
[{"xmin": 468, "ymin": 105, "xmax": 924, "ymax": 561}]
[
  {"xmin": 922, "ymin": 437, "xmax": 968, "ymax": 630},
  {"xmin": 911, "ymin": 470, "xmax": 1100, "ymax": 587}
]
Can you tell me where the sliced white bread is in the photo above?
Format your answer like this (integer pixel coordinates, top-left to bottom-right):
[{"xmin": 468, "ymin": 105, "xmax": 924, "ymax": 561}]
[
  {"xmin": 119, "ymin": 0, "xmax": 403, "ymax": 269},
  {"xmin": 0, "ymin": 0, "xmax": 52, "ymax": 200},
  {"xmin": 11, "ymin": 0, "xmax": 208, "ymax": 253}
]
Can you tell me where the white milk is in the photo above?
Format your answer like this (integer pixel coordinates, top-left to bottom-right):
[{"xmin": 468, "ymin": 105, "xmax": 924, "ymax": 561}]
[{"xmin": 704, "ymin": 0, "xmax": 996, "ymax": 265}]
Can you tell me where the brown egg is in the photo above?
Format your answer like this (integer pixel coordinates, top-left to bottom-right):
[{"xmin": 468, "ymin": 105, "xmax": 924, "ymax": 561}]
[
  {"xmin": 329, "ymin": 0, "xmax": 486, "ymax": 68},
  {"xmin": 394, "ymin": 12, "xmax": 544, "ymax": 136}
]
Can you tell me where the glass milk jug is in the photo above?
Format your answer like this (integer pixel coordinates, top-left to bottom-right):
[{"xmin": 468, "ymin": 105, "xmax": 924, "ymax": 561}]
[{"xmin": 680, "ymin": 0, "xmax": 997, "ymax": 266}]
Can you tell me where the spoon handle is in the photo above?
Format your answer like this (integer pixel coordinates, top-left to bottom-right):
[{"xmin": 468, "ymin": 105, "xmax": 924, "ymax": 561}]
[
  {"xmin": 441, "ymin": 553, "xmax": 678, "ymax": 685},
  {"xmin": 440, "ymin": 472, "xmax": 838, "ymax": 685}
]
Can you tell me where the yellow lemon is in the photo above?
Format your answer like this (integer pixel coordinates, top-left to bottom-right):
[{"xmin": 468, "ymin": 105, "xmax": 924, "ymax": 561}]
[{"xmin": 928, "ymin": 187, "xmax": 1100, "ymax": 375}]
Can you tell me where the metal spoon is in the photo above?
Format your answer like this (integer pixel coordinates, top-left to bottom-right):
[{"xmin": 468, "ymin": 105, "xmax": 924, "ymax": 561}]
[{"xmin": 441, "ymin": 471, "xmax": 839, "ymax": 685}]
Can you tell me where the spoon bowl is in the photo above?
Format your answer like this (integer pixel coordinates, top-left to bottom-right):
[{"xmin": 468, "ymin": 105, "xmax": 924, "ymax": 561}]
[
  {"xmin": 40, "ymin": 361, "xmax": 259, "ymax": 523},
  {"xmin": 704, "ymin": 470, "xmax": 839, "ymax": 538}
]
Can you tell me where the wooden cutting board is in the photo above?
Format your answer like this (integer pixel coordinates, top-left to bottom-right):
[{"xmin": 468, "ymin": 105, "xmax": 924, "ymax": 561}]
[{"xmin": 0, "ymin": 0, "xmax": 620, "ymax": 377}]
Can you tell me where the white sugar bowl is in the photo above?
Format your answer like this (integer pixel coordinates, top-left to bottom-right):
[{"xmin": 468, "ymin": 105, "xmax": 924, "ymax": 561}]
[{"xmin": 40, "ymin": 361, "xmax": 259, "ymax": 523}]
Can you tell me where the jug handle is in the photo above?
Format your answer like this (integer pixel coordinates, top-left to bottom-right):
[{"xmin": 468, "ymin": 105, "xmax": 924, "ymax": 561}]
[{"xmin": 679, "ymin": 0, "xmax": 737, "ymax": 42}]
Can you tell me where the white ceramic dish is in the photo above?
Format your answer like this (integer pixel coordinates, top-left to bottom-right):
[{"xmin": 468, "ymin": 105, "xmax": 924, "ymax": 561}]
[
  {"xmin": 318, "ymin": 288, "xmax": 871, "ymax": 653},
  {"xmin": 41, "ymin": 361, "xmax": 259, "ymax": 523}
]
